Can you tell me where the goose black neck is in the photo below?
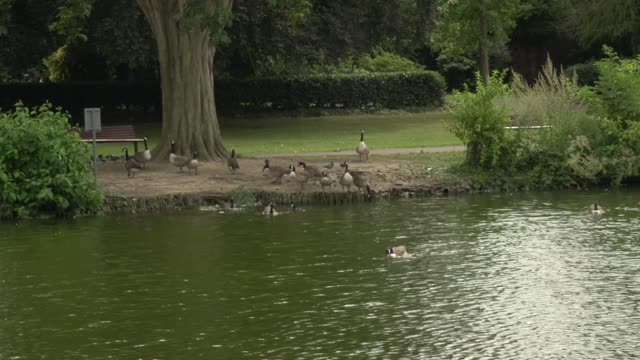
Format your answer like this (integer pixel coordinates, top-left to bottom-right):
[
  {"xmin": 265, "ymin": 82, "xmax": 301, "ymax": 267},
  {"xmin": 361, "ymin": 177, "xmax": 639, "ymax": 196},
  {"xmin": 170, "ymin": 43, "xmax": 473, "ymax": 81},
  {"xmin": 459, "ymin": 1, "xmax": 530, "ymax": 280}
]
[
  {"xmin": 144, "ymin": 138, "xmax": 148, "ymax": 150},
  {"xmin": 171, "ymin": 142, "xmax": 176, "ymax": 154},
  {"xmin": 124, "ymin": 149, "xmax": 129, "ymax": 160},
  {"xmin": 360, "ymin": 132, "xmax": 364, "ymax": 142}
]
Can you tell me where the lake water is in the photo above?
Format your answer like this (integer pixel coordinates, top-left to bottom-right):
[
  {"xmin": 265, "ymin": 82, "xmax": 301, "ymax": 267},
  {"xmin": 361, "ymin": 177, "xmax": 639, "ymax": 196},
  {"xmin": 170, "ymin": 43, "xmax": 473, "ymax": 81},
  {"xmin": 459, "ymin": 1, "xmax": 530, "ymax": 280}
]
[{"xmin": 1, "ymin": 190, "xmax": 640, "ymax": 359}]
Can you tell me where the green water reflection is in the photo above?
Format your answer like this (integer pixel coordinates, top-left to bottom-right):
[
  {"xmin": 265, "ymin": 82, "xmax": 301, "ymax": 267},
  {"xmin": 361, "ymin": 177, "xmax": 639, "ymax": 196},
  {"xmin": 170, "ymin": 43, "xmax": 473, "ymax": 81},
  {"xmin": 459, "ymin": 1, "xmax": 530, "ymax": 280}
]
[{"xmin": 1, "ymin": 190, "xmax": 639, "ymax": 359}]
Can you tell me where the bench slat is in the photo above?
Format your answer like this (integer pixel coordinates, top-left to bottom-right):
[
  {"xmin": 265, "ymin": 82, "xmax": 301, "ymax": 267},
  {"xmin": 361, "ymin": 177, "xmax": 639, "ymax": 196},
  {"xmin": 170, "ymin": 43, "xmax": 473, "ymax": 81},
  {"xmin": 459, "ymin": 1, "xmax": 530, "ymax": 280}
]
[
  {"xmin": 81, "ymin": 139, "xmax": 144, "ymax": 143},
  {"xmin": 79, "ymin": 125, "xmax": 139, "ymax": 140}
]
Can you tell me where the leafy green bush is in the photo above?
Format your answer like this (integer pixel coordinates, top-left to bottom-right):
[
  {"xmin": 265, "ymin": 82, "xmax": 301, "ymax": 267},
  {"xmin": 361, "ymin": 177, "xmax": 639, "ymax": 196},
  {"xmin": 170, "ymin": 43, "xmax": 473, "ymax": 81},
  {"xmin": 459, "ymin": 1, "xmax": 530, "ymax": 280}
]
[
  {"xmin": 356, "ymin": 50, "xmax": 425, "ymax": 73},
  {"xmin": 0, "ymin": 103, "xmax": 103, "ymax": 219},
  {"xmin": 446, "ymin": 71, "xmax": 511, "ymax": 169},
  {"xmin": 592, "ymin": 47, "xmax": 640, "ymax": 124}
]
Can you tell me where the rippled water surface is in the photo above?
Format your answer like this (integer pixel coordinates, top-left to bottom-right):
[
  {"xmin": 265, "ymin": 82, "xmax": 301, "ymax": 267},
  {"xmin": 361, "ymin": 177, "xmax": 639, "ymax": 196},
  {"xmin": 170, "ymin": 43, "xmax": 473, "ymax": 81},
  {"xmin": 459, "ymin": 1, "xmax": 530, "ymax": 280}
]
[{"xmin": 2, "ymin": 190, "xmax": 640, "ymax": 359}]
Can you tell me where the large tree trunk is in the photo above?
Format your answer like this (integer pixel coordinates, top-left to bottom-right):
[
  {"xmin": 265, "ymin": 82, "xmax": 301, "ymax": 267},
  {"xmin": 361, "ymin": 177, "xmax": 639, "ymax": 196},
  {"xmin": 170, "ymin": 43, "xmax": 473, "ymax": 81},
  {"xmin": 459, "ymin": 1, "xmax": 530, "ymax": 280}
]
[
  {"xmin": 136, "ymin": 0, "xmax": 231, "ymax": 161},
  {"xmin": 478, "ymin": 0, "xmax": 490, "ymax": 85}
]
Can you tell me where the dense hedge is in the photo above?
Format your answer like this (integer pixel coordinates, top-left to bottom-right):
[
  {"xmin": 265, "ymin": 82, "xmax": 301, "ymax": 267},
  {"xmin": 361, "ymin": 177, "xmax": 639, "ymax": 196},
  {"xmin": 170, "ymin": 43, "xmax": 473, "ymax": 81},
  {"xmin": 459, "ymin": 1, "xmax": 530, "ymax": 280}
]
[
  {"xmin": 217, "ymin": 71, "xmax": 446, "ymax": 112},
  {"xmin": 0, "ymin": 71, "xmax": 446, "ymax": 123}
]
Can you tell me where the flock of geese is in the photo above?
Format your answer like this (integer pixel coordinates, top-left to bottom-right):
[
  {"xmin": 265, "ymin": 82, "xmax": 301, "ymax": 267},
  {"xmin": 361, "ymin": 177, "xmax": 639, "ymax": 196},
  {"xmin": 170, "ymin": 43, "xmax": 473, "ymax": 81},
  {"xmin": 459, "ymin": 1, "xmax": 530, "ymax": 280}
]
[{"xmin": 118, "ymin": 130, "xmax": 373, "ymax": 196}]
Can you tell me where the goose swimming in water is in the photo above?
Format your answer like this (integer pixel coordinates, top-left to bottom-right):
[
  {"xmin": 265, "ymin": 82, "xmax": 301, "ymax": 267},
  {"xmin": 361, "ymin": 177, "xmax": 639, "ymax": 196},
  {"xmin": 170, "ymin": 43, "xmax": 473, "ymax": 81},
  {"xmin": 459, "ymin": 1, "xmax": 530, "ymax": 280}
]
[
  {"xmin": 262, "ymin": 202, "xmax": 278, "ymax": 216},
  {"xmin": 588, "ymin": 202, "xmax": 604, "ymax": 215},
  {"xmin": 386, "ymin": 245, "xmax": 409, "ymax": 258}
]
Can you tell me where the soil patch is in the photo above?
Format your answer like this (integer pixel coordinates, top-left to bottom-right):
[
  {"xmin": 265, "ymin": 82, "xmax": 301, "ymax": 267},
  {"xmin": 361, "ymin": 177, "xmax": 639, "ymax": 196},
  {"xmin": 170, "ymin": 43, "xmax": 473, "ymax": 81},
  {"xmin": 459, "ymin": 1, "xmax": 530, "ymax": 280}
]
[{"xmin": 97, "ymin": 151, "xmax": 471, "ymax": 213}]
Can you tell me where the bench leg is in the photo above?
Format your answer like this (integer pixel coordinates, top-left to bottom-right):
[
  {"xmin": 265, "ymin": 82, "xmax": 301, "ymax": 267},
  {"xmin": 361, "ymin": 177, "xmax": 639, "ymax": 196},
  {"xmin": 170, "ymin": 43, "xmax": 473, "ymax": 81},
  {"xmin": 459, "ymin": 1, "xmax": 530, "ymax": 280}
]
[{"xmin": 133, "ymin": 141, "xmax": 139, "ymax": 153}]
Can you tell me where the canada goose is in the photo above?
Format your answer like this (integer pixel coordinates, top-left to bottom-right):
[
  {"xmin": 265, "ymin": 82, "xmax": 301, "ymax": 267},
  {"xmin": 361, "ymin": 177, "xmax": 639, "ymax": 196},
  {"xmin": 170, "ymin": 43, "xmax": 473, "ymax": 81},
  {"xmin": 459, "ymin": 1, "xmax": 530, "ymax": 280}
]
[
  {"xmin": 365, "ymin": 185, "xmax": 376, "ymax": 200},
  {"xmin": 187, "ymin": 152, "xmax": 199, "ymax": 175},
  {"xmin": 386, "ymin": 245, "xmax": 409, "ymax": 257},
  {"xmin": 339, "ymin": 162, "xmax": 354, "ymax": 192},
  {"xmin": 263, "ymin": 160, "xmax": 293, "ymax": 184},
  {"xmin": 356, "ymin": 129, "xmax": 370, "ymax": 161},
  {"xmin": 262, "ymin": 202, "xmax": 278, "ymax": 216},
  {"xmin": 323, "ymin": 161, "xmax": 334, "ymax": 169},
  {"xmin": 227, "ymin": 149, "xmax": 240, "ymax": 173},
  {"xmin": 353, "ymin": 171, "xmax": 369, "ymax": 193},
  {"xmin": 290, "ymin": 166, "xmax": 311, "ymax": 190},
  {"xmin": 298, "ymin": 161, "xmax": 323, "ymax": 178},
  {"xmin": 339, "ymin": 161, "xmax": 366, "ymax": 177},
  {"xmin": 588, "ymin": 202, "xmax": 604, "ymax": 215},
  {"xmin": 319, "ymin": 171, "xmax": 333, "ymax": 192},
  {"xmin": 122, "ymin": 147, "xmax": 142, "ymax": 178},
  {"xmin": 133, "ymin": 136, "xmax": 151, "ymax": 168},
  {"xmin": 169, "ymin": 140, "xmax": 190, "ymax": 172}
]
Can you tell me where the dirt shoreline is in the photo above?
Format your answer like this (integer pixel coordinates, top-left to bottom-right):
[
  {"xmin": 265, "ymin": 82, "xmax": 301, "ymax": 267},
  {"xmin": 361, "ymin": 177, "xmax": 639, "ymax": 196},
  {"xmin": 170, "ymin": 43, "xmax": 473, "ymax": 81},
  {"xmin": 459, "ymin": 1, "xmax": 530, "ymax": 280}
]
[{"xmin": 98, "ymin": 149, "xmax": 470, "ymax": 214}]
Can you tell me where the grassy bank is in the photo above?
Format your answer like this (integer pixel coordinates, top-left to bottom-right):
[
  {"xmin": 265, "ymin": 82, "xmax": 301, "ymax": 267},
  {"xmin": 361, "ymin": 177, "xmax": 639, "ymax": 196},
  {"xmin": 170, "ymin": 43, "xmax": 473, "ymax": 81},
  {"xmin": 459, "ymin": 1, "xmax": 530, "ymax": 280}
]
[{"xmin": 95, "ymin": 111, "xmax": 458, "ymax": 156}]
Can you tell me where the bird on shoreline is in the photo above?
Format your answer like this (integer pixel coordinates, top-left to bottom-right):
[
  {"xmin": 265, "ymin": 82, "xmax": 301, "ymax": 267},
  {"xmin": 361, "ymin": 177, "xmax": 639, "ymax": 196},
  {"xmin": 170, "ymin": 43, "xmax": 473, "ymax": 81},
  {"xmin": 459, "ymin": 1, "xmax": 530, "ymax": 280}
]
[
  {"xmin": 169, "ymin": 140, "xmax": 190, "ymax": 172},
  {"xmin": 227, "ymin": 149, "xmax": 240, "ymax": 173},
  {"xmin": 123, "ymin": 147, "xmax": 142, "ymax": 178},
  {"xmin": 187, "ymin": 152, "xmax": 199, "ymax": 175},
  {"xmin": 133, "ymin": 136, "xmax": 151, "ymax": 168},
  {"xmin": 263, "ymin": 160, "xmax": 293, "ymax": 184}
]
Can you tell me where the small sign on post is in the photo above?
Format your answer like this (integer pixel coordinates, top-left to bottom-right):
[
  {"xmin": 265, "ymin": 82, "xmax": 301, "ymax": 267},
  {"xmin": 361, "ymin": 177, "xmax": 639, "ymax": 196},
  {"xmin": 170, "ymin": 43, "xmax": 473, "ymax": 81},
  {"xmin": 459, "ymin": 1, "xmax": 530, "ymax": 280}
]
[{"xmin": 84, "ymin": 108, "xmax": 101, "ymax": 176}]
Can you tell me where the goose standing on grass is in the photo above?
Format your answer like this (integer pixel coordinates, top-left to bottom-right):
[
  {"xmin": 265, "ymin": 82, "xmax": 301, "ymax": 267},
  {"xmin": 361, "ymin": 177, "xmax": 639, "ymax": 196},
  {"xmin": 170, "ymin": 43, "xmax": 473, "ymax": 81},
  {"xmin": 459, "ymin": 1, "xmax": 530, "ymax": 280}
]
[
  {"xmin": 169, "ymin": 140, "xmax": 190, "ymax": 172},
  {"xmin": 187, "ymin": 152, "xmax": 200, "ymax": 175},
  {"xmin": 123, "ymin": 147, "xmax": 143, "ymax": 178},
  {"xmin": 386, "ymin": 245, "xmax": 409, "ymax": 258},
  {"xmin": 133, "ymin": 136, "xmax": 151, "ymax": 168},
  {"xmin": 356, "ymin": 129, "xmax": 370, "ymax": 161},
  {"xmin": 227, "ymin": 149, "xmax": 240, "ymax": 173},
  {"xmin": 262, "ymin": 202, "xmax": 278, "ymax": 216},
  {"xmin": 588, "ymin": 202, "xmax": 604, "ymax": 215}
]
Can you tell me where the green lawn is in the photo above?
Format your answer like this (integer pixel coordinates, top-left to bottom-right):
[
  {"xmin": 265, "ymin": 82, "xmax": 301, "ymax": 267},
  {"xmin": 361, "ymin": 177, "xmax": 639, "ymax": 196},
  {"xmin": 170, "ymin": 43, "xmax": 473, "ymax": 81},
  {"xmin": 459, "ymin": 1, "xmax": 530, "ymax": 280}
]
[{"xmin": 94, "ymin": 111, "xmax": 459, "ymax": 156}]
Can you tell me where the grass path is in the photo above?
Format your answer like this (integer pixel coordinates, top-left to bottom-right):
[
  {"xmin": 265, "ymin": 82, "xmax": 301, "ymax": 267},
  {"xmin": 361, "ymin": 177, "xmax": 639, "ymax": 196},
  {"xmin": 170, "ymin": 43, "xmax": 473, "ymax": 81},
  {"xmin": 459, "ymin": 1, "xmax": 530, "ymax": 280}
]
[{"xmin": 95, "ymin": 111, "xmax": 460, "ymax": 156}]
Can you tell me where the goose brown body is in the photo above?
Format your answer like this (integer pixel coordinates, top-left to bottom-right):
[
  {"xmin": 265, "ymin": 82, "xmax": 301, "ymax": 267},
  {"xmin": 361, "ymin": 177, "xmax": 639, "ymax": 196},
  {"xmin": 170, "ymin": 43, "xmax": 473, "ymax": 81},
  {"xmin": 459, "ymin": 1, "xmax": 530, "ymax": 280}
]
[
  {"xmin": 123, "ymin": 147, "xmax": 142, "ymax": 178},
  {"xmin": 386, "ymin": 245, "xmax": 408, "ymax": 257},
  {"xmin": 227, "ymin": 149, "xmax": 240, "ymax": 172},
  {"xmin": 169, "ymin": 140, "xmax": 190, "ymax": 172}
]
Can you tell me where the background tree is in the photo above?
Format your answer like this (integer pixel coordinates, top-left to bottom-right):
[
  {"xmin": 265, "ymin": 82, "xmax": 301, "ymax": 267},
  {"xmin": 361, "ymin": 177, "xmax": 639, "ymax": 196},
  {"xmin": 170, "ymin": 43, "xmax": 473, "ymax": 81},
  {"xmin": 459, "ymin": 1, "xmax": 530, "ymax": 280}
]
[
  {"xmin": 433, "ymin": 0, "xmax": 524, "ymax": 84},
  {"xmin": 135, "ymin": 0, "xmax": 234, "ymax": 160},
  {"xmin": 566, "ymin": 0, "xmax": 640, "ymax": 56}
]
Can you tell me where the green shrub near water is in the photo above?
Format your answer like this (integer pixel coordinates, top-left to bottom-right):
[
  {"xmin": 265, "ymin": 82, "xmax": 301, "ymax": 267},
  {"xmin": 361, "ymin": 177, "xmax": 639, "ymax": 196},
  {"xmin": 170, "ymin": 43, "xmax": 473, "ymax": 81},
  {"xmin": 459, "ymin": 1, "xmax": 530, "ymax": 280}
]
[
  {"xmin": 448, "ymin": 50, "xmax": 640, "ymax": 190},
  {"xmin": 446, "ymin": 71, "xmax": 512, "ymax": 169},
  {"xmin": 0, "ymin": 103, "xmax": 103, "ymax": 219}
]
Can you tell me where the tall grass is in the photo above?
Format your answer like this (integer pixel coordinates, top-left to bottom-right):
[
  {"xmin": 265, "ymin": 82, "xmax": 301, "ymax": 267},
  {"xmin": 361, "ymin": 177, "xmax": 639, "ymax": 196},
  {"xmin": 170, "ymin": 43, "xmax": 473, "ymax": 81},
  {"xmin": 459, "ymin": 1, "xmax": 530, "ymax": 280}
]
[{"xmin": 507, "ymin": 56, "xmax": 601, "ymax": 154}]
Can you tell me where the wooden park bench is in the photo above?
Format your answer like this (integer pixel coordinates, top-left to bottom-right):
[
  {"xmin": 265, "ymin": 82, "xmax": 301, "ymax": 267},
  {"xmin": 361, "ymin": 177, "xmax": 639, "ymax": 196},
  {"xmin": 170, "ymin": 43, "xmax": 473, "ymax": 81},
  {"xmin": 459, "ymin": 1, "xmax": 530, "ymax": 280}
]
[{"xmin": 79, "ymin": 125, "xmax": 145, "ymax": 152}]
